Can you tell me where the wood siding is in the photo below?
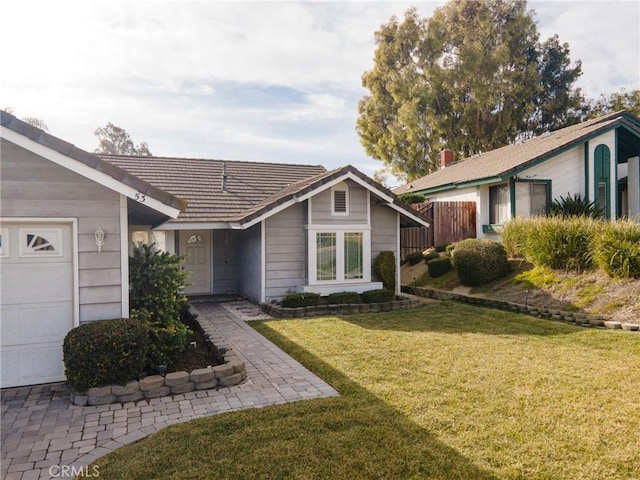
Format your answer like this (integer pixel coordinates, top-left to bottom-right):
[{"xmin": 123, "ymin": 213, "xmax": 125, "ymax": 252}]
[
  {"xmin": 370, "ymin": 200, "xmax": 397, "ymax": 259},
  {"xmin": 311, "ymin": 180, "xmax": 368, "ymax": 225},
  {"xmin": 1, "ymin": 139, "xmax": 122, "ymax": 322},
  {"xmin": 237, "ymin": 224, "xmax": 262, "ymax": 302},
  {"xmin": 264, "ymin": 203, "xmax": 307, "ymax": 302}
]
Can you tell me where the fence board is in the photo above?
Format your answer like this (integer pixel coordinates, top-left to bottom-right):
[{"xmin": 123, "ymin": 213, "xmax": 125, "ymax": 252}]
[{"xmin": 400, "ymin": 201, "xmax": 476, "ymax": 259}]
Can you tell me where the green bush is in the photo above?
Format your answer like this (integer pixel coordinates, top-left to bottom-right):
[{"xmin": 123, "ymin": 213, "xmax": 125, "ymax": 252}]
[
  {"xmin": 593, "ymin": 220, "xmax": 640, "ymax": 278},
  {"xmin": 327, "ymin": 291, "xmax": 361, "ymax": 304},
  {"xmin": 406, "ymin": 251, "xmax": 425, "ymax": 265},
  {"xmin": 362, "ymin": 289, "xmax": 396, "ymax": 303},
  {"xmin": 503, "ymin": 216, "xmax": 597, "ymax": 271},
  {"xmin": 427, "ymin": 257, "xmax": 452, "ymax": 277},
  {"xmin": 374, "ymin": 251, "xmax": 396, "ymax": 291},
  {"xmin": 423, "ymin": 251, "xmax": 439, "ymax": 263},
  {"xmin": 397, "ymin": 192, "xmax": 426, "ymax": 204},
  {"xmin": 451, "ymin": 239, "xmax": 510, "ymax": 286},
  {"xmin": 63, "ymin": 319, "xmax": 150, "ymax": 392},
  {"xmin": 435, "ymin": 243, "xmax": 450, "ymax": 253},
  {"xmin": 129, "ymin": 245, "xmax": 191, "ymax": 368},
  {"xmin": 282, "ymin": 292, "xmax": 320, "ymax": 308}
]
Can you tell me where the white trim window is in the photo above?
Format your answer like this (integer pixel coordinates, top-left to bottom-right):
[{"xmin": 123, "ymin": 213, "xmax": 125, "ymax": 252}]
[
  {"xmin": 309, "ymin": 229, "xmax": 370, "ymax": 284},
  {"xmin": 19, "ymin": 228, "xmax": 63, "ymax": 257},
  {"xmin": 331, "ymin": 182, "xmax": 349, "ymax": 216}
]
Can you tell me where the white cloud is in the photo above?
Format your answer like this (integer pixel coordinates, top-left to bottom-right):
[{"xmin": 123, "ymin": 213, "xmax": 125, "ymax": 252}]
[{"xmin": 2, "ymin": 0, "xmax": 638, "ymax": 175}]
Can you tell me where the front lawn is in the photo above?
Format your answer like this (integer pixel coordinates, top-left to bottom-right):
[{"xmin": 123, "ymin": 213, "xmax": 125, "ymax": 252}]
[{"xmin": 94, "ymin": 303, "xmax": 640, "ymax": 479}]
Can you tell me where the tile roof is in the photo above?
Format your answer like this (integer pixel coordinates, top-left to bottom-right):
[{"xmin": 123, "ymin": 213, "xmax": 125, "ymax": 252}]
[
  {"xmin": 395, "ymin": 111, "xmax": 640, "ymax": 195},
  {"xmin": 101, "ymin": 155, "xmax": 327, "ymax": 223},
  {"xmin": 0, "ymin": 111, "xmax": 186, "ymax": 213}
]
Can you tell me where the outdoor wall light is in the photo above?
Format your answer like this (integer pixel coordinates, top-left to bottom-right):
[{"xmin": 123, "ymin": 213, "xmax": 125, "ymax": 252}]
[{"xmin": 94, "ymin": 228, "xmax": 106, "ymax": 252}]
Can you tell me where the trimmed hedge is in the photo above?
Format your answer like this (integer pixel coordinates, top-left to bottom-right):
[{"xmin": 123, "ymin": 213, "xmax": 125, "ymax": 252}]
[
  {"xmin": 451, "ymin": 239, "xmax": 510, "ymax": 286},
  {"xmin": 362, "ymin": 289, "xmax": 395, "ymax": 303},
  {"xmin": 63, "ymin": 319, "xmax": 150, "ymax": 392},
  {"xmin": 427, "ymin": 257, "xmax": 452, "ymax": 277},
  {"xmin": 282, "ymin": 292, "xmax": 321, "ymax": 308},
  {"xmin": 327, "ymin": 291, "xmax": 361, "ymax": 304},
  {"xmin": 374, "ymin": 251, "xmax": 396, "ymax": 291}
]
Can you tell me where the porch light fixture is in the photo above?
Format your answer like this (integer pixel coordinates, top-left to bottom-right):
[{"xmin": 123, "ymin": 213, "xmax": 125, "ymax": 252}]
[{"xmin": 94, "ymin": 228, "xmax": 106, "ymax": 252}]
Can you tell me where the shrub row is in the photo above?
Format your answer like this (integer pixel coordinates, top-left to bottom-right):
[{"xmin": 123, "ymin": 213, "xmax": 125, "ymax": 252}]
[
  {"xmin": 502, "ymin": 217, "xmax": 640, "ymax": 278},
  {"xmin": 282, "ymin": 289, "xmax": 396, "ymax": 307}
]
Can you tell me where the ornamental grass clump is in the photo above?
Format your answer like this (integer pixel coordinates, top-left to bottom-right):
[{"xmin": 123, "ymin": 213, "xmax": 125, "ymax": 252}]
[
  {"xmin": 503, "ymin": 216, "xmax": 597, "ymax": 271},
  {"xmin": 450, "ymin": 239, "xmax": 509, "ymax": 286},
  {"xmin": 592, "ymin": 219, "xmax": 640, "ymax": 278}
]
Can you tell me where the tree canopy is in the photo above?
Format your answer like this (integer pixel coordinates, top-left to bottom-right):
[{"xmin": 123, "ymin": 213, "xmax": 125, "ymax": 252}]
[
  {"xmin": 587, "ymin": 88, "xmax": 640, "ymax": 119},
  {"xmin": 357, "ymin": 0, "xmax": 584, "ymax": 181},
  {"xmin": 94, "ymin": 122, "xmax": 152, "ymax": 156}
]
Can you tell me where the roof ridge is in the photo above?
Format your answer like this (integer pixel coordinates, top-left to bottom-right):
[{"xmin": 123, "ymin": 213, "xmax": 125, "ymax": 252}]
[{"xmin": 98, "ymin": 153, "xmax": 326, "ymax": 170}]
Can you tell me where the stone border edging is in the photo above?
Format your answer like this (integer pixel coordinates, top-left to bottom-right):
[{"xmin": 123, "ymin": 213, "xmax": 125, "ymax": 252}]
[
  {"xmin": 401, "ymin": 285, "xmax": 639, "ymax": 331},
  {"xmin": 70, "ymin": 309, "xmax": 248, "ymax": 407},
  {"xmin": 262, "ymin": 297, "xmax": 424, "ymax": 318}
]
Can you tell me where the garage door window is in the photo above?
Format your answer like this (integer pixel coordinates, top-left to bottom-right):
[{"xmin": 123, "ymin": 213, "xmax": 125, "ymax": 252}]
[{"xmin": 19, "ymin": 228, "xmax": 62, "ymax": 257}]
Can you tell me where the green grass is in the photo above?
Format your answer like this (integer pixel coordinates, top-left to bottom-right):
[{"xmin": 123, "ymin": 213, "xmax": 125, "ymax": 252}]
[{"xmin": 93, "ymin": 304, "xmax": 640, "ymax": 479}]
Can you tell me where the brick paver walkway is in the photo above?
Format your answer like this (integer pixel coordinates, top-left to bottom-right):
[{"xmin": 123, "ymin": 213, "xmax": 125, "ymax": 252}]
[{"xmin": 1, "ymin": 303, "xmax": 338, "ymax": 479}]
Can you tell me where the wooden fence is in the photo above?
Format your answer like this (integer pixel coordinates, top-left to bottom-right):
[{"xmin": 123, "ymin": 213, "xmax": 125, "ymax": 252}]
[{"xmin": 400, "ymin": 201, "xmax": 476, "ymax": 259}]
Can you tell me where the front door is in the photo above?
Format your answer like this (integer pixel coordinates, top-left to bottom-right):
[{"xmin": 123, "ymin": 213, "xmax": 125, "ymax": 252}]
[{"xmin": 180, "ymin": 231, "xmax": 211, "ymax": 295}]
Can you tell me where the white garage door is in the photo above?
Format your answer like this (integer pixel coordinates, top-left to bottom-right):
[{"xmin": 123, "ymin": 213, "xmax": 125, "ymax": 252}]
[{"xmin": 1, "ymin": 222, "xmax": 74, "ymax": 388}]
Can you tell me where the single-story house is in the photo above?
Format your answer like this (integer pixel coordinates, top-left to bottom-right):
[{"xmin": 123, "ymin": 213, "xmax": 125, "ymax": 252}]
[
  {"xmin": 0, "ymin": 110, "xmax": 428, "ymax": 388},
  {"xmin": 395, "ymin": 111, "xmax": 640, "ymax": 237}
]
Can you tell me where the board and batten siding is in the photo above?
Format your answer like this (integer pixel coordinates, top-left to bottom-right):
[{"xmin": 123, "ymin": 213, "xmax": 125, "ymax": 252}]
[
  {"xmin": 310, "ymin": 180, "xmax": 368, "ymax": 225},
  {"xmin": 264, "ymin": 202, "xmax": 307, "ymax": 302},
  {"xmin": 1, "ymin": 139, "xmax": 123, "ymax": 322}
]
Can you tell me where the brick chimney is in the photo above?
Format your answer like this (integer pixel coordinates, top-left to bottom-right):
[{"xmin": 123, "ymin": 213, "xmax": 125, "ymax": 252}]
[{"xmin": 440, "ymin": 149, "xmax": 454, "ymax": 169}]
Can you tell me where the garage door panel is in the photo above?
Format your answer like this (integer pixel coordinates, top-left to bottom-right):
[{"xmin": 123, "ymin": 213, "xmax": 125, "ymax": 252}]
[
  {"xmin": 1, "ymin": 263, "xmax": 73, "ymax": 304},
  {"xmin": 0, "ymin": 222, "xmax": 74, "ymax": 388},
  {"xmin": 1, "ymin": 302, "xmax": 73, "ymax": 346},
  {"xmin": 1, "ymin": 344, "xmax": 65, "ymax": 387}
]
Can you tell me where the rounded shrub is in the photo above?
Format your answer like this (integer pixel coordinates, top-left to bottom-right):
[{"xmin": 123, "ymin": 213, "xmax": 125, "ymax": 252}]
[
  {"xmin": 63, "ymin": 318, "xmax": 150, "ymax": 392},
  {"xmin": 327, "ymin": 291, "xmax": 361, "ymax": 304},
  {"xmin": 282, "ymin": 292, "xmax": 320, "ymax": 308},
  {"xmin": 362, "ymin": 289, "xmax": 395, "ymax": 303},
  {"xmin": 427, "ymin": 257, "xmax": 452, "ymax": 277},
  {"xmin": 423, "ymin": 251, "xmax": 439, "ymax": 263},
  {"xmin": 406, "ymin": 251, "xmax": 425, "ymax": 265},
  {"xmin": 374, "ymin": 251, "xmax": 396, "ymax": 291},
  {"xmin": 450, "ymin": 239, "xmax": 510, "ymax": 286},
  {"xmin": 593, "ymin": 220, "xmax": 640, "ymax": 278}
]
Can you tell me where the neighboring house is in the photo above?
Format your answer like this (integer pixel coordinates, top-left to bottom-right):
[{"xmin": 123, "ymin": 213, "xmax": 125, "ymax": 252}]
[
  {"xmin": 395, "ymin": 111, "xmax": 640, "ymax": 238},
  {"xmin": 0, "ymin": 110, "xmax": 427, "ymax": 388}
]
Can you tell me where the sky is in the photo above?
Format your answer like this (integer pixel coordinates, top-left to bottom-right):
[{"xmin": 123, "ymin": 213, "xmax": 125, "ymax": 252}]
[{"xmin": 2, "ymin": 1, "xmax": 639, "ymax": 186}]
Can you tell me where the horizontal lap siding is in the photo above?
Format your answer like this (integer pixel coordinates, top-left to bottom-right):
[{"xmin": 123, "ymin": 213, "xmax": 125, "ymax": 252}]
[
  {"xmin": 265, "ymin": 203, "xmax": 306, "ymax": 301},
  {"xmin": 371, "ymin": 202, "xmax": 397, "ymax": 258},
  {"xmin": 311, "ymin": 181, "xmax": 368, "ymax": 225},
  {"xmin": 519, "ymin": 146, "xmax": 583, "ymax": 198},
  {"xmin": 1, "ymin": 140, "xmax": 122, "ymax": 322}
]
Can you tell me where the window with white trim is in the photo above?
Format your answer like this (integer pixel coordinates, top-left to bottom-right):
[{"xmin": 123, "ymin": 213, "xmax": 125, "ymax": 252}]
[
  {"xmin": 310, "ymin": 229, "xmax": 369, "ymax": 284},
  {"xmin": 332, "ymin": 183, "xmax": 349, "ymax": 215},
  {"xmin": 19, "ymin": 228, "xmax": 62, "ymax": 257}
]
